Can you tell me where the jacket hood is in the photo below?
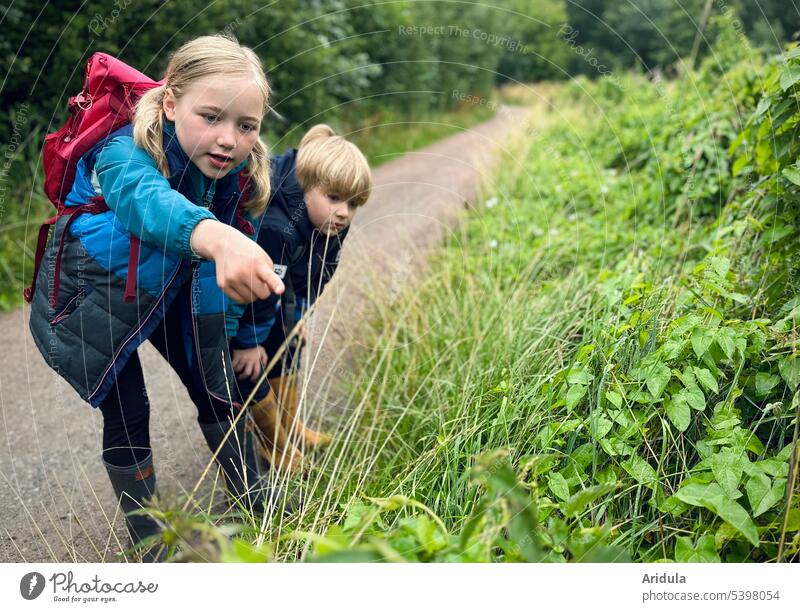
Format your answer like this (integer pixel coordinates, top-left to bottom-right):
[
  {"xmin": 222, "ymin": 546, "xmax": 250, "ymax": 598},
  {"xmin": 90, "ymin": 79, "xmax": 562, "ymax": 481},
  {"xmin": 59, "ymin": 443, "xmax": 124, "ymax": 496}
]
[{"xmin": 267, "ymin": 148, "xmax": 313, "ymax": 241}]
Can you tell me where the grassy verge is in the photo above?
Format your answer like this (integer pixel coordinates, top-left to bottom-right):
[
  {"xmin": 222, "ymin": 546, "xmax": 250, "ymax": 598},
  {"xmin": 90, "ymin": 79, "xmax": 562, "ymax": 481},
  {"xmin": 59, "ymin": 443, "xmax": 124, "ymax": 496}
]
[{"xmin": 230, "ymin": 20, "xmax": 797, "ymax": 563}]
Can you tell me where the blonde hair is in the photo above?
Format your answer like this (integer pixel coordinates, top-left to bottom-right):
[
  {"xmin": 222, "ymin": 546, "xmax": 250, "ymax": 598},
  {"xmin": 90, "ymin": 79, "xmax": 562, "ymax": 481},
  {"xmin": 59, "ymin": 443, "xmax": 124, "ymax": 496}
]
[
  {"xmin": 295, "ymin": 124, "xmax": 371, "ymax": 208},
  {"xmin": 132, "ymin": 35, "xmax": 272, "ymax": 214}
]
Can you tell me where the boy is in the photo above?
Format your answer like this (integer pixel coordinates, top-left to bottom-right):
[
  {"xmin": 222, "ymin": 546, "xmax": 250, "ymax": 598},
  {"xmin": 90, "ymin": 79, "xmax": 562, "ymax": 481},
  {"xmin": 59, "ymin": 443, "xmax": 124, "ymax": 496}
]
[{"xmin": 231, "ymin": 124, "xmax": 371, "ymax": 473}]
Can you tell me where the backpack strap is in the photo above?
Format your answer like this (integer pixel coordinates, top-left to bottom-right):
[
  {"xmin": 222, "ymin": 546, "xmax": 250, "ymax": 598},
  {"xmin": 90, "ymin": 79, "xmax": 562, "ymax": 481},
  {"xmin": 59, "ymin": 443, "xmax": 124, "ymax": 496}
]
[
  {"xmin": 24, "ymin": 197, "xmax": 110, "ymax": 306},
  {"xmin": 23, "ymin": 215, "xmax": 59, "ymax": 303},
  {"xmin": 123, "ymin": 235, "xmax": 140, "ymax": 303}
]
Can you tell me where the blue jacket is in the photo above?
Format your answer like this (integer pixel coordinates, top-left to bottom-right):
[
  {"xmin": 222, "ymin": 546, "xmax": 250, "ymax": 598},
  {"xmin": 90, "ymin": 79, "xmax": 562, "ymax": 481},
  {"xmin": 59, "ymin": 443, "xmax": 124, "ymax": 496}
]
[
  {"xmin": 29, "ymin": 120, "xmax": 256, "ymax": 407},
  {"xmin": 232, "ymin": 149, "xmax": 347, "ymax": 350}
]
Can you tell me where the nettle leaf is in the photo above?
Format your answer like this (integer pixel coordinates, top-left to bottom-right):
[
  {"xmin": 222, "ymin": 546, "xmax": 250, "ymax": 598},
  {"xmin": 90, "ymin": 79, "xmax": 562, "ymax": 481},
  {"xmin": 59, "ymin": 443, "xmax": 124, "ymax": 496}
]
[
  {"xmin": 780, "ymin": 64, "xmax": 800, "ymax": 91},
  {"xmin": 548, "ymin": 473, "xmax": 570, "ymax": 502},
  {"xmin": 645, "ymin": 362, "xmax": 672, "ymax": 399},
  {"xmin": 779, "ymin": 357, "xmax": 800, "ymax": 391},
  {"xmin": 665, "ymin": 394, "xmax": 691, "ymax": 432},
  {"xmin": 691, "ymin": 328, "xmax": 714, "ymax": 359},
  {"xmin": 566, "ymin": 385, "xmax": 587, "ymax": 411},
  {"xmin": 562, "ymin": 483, "xmax": 616, "ymax": 518},
  {"xmin": 694, "ymin": 367, "xmax": 719, "ymax": 394},
  {"xmin": 622, "ymin": 456, "xmax": 658, "ymax": 488},
  {"xmin": 674, "ymin": 483, "xmax": 759, "ymax": 547},
  {"xmin": 674, "ymin": 534, "xmax": 721, "ymax": 563},
  {"xmin": 710, "ymin": 256, "xmax": 730, "ymax": 279},
  {"xmin": 754, "ymin": 372, "xmax": 781, "ymax": 397}
]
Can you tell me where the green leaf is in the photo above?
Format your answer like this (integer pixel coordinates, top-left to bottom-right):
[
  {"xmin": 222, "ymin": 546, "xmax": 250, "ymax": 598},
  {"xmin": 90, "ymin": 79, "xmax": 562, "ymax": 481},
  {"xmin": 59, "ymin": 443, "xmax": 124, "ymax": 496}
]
[
  {"xmin": 714, "ymin": 329, "xmax": 736, "ymax": 360},
  {"xmin": 588, "ymin": 412, "xmax": 613, "ymax": 441},
  {"xmin": 747, "ymin": 475, "xmax": 786, "ymax": 518},
  {"xmin": 745, "ymin": 471, "xmax": 770, "ymax": 515},
  {"xmin": 562, "ymin": 483, "xmax": 616, "ymax": 517},
  {"xmin": 683, "ymin": 386, "xmax": 706, "ymax": 411},
  {"xmin": 566, "ymin": 385, "xmax": 587, "ymax": 410},
  {"xmin": 674, "ymin": 483, "xmax": 759, "ymax": 547},
  {"xmin": 412, "ymin": 515, "xmax": 447, "ymax": 554},
  {"xmin": 674, "ymin": 535, "xmax": 720, "ymax": 563},
  {"xmin": 665, "ymin": 394, "xmax": 691, "ymax": 432},
  {"xmin": 605, "ymin": 390, "xmax": 623, "ymax": 408},
  {"xmin": 691, "ymin": 328, "xmax": 713, "ymax": 359},
  {"xmin": 779, "ymin": 357, "xmax": 800, "ymax": 391},
  {"xmin": 548, "ymin": 473, "xmax": 570, "ymax": 502},
  {"xmin": 780, "ymin": 64, "xmax": 800, "ymax": 90},
  {"xmin": 709, "ymin": 451, "xmax": 745, "ymax": 498},
  {"xmin": 645, "ymin": 362, "xmax": 672, "ymax": 400},
  {"xmin": 694, "ymin": 367, "xmax": 719, "ymax": 394},
  {"xmin": 755, "ymin": 372, "xmax": 780, "ymax": 397},
  {"xmin": 783, "ymin": 166, "xmax": 800, "ymax": 187},
  {"xmin": 567, "ymin": 368, "xmax": 593, "ymax": 386},
  {"xmin": 622, "ymin": 456, "xmax": 658, "ymax": 488}
]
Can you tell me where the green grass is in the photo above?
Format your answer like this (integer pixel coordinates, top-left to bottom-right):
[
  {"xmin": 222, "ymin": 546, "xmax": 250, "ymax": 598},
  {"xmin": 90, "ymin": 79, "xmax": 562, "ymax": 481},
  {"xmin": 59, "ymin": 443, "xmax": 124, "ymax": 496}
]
[
  {"xmin": 225, "ymin": 22, "xmax": 797, "ymax": 563},
  {"xmin": 343, "ymin": 105, "xmax": 495, "ymax": 166}
]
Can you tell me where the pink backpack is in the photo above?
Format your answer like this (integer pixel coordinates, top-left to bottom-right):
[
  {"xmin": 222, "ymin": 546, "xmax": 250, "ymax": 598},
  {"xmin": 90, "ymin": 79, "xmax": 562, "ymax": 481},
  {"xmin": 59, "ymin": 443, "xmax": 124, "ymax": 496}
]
[{"xmin": 25, "ymin": 53, "xmax": 161, "ymax": 305}]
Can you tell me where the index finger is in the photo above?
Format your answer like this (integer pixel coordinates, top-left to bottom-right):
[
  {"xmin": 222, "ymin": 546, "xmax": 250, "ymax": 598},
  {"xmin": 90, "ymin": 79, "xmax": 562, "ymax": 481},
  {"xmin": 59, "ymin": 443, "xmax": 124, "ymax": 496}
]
[{"xmin": 263, "ymin": 269, "xmax": 285, "ymax": 296}]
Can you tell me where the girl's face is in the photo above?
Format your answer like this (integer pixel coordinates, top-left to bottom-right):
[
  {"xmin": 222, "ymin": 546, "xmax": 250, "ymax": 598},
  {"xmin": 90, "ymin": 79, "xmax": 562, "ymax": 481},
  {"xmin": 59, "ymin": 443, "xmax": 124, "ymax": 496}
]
[
  {"xmin": 163, "ymin": 75, "xmax": 264, "ymax": 179},
  {"xmin": 305, "ymin": 187, "xmax": 356, "ymax": 236}
]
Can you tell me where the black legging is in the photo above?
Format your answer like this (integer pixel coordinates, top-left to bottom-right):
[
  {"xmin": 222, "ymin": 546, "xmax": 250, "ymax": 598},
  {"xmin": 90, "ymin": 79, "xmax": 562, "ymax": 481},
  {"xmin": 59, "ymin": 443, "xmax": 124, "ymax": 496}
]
[{"xmin": 99, "ymin": 285, "xmax": 238, "ymax": 467}]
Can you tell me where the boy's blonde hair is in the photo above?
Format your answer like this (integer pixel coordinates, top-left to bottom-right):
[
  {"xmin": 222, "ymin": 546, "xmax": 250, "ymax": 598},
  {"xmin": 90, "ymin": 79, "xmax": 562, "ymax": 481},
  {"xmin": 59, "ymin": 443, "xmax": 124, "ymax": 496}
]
[
  {"xmin": 295, "ymin": 124, "xmax": 371, "ymax": 207},
  {"xmin": 133, "ymin": 35, "xmax": 272, "ymax": 214}
]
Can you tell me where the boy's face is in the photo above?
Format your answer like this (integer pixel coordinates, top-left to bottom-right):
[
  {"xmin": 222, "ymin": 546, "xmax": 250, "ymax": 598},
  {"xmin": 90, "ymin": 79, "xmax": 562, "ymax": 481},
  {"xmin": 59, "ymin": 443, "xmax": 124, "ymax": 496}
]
[
  {"xmin": 305, "ymin": 186, "xmax": 356, "ymax": 236},
  {"xmin": 163, "ymin": 75, "xmax": 263, "ymax": 179}
]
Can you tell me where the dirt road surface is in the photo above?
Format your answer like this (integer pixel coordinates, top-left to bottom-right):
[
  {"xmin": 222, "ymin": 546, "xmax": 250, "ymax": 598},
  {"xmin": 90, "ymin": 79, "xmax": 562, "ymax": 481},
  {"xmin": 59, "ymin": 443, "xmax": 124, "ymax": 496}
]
[{"xmin": 0, "ymin": 106, "xmax": 529, "ymax": 562}]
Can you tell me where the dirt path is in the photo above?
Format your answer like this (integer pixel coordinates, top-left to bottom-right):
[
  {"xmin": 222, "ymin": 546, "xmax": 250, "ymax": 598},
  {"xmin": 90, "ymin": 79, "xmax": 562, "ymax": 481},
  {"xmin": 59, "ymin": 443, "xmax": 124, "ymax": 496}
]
[{"xmin": 0, "ymin": 106, "xmax": 529, "ymax": 562}]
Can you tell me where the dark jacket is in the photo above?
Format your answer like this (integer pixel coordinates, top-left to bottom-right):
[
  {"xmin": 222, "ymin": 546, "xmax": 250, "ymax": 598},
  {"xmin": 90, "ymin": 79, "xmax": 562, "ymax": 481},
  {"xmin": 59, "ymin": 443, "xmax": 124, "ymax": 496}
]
[
  {"xmin": 233, "ymin": 149, "xmax": 348, "ymax": 349},
  {"xmin": 232, "ymin": 149, "xmax": 313, "ymax": 349},
  {"xmin": 29, "ymin": 121, "xmax": 256, "ymax": 407}
]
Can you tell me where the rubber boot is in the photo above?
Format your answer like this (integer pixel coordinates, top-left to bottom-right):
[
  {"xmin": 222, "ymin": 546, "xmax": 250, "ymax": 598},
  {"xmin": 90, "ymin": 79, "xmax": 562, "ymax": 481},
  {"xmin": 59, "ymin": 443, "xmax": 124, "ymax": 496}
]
[
  {"xmin": 251, "ymin": 390, "xmax": 305, "ymax": 475},
  {"xmin": 199, "ymin": 415, "xmax": 285, "ymax": 516},
  {"xmin": 269, "ymin": 374, "xmax": 332, "ymax": 448},
  {"xmin": 104, "ymin": 452, "xmax": 166, "ymax": 562}
]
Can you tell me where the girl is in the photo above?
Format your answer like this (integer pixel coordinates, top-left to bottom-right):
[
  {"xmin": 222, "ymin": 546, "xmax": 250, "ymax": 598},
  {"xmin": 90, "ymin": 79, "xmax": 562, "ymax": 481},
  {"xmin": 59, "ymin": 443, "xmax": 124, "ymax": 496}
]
[
  {"xmin": 28, "ymin": 35, "xmax": 283, "ymax": 561},
  {"xmin": 230, "ymin": 125, "xmax": 371, "ymax": 473}
]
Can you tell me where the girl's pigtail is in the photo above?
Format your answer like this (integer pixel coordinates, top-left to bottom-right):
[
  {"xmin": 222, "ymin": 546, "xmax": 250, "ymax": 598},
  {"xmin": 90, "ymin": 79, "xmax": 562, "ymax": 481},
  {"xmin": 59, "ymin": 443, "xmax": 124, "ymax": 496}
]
[
  {"xmin": 132, "ymin": 86, "xmax": 169, "ymax": 177},
  {"xmin": 244, "ymin": 137, "xmax": 271, "ymax": 215}
]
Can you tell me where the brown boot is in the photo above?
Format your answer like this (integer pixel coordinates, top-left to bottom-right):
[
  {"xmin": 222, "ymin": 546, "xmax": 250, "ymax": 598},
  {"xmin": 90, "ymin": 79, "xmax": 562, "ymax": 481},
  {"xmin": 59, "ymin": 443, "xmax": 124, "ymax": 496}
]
[
  {"xmin": 269, "ymin": 374, "xmax": 332, "ymax": 448},
  {"xmin": 251, "ymin": 391, "xmax": 304, "ymax": 475}
]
